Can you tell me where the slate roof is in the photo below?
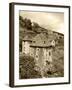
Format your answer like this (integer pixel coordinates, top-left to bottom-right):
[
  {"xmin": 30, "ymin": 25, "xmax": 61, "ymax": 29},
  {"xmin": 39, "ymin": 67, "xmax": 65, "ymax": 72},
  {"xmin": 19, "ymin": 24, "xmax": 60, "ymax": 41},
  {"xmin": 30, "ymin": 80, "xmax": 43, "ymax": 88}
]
[
  {"xmin": 30, "ymin": 33, "xmax": 54, "ymax": 47},
  {"xmin": 22, "ymin": 32, "xmax": 55, "ymax": 47}
]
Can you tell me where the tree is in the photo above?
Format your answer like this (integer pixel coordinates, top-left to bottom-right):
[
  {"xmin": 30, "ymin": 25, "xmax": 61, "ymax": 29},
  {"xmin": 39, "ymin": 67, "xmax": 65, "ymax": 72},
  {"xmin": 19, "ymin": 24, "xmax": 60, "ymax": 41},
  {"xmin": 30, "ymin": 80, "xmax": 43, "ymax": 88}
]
[
  {"xmin": 19, "ymin": 16, "xmax": 26, "ymax": 27},
  {"xmin": 32, "ymin": 22, "xmax": 40, "ymax": 33},
  {"xmin": 24, "ymin": 18, "xmax": 32, "ymax": 29}
]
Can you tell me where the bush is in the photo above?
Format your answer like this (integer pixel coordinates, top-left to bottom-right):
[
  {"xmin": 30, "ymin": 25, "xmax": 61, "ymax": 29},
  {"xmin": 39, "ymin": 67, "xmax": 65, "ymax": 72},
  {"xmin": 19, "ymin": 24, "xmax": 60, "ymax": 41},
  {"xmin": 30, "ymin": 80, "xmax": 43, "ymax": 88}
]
[
  {"xmin": 52, "ymin": 46, "xmax": 64, "ymax": 77},
  {"xmin": 19, "ymin": 53, "xmax": 41, "ymax": 79}
]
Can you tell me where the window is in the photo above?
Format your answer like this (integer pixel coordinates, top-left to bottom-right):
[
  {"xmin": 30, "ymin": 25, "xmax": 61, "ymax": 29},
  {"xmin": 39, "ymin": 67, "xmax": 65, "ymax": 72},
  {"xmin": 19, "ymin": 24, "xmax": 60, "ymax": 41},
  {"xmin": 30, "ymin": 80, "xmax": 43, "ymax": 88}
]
[
  {"xmin": 33, "ymin": 41, "xmax": 35, "ymax": 43},
  {"xmin": 35, "ymin": 55, "xmax": 38, "ymax": 61},
  {"xmin": 49, "ymin": 51, "xmax": 51, "ymax": 56},
  {"xmin": 46, "ymin": 61, "xmax": 50, "ymax": 65},
  {"xmin": 44, "ymin": 41, "xmax": 45, "ymax": 44},
  {"xmin": 23, "ymin": 47, "xmax": 25, "ymax": 50},
  {"xmin": 37, "ymin": 48, "xmax": 39, "ymax": 51},
  {"xmin": 36, "ymin": 55, "xmax": 38, "ymax": 58}
]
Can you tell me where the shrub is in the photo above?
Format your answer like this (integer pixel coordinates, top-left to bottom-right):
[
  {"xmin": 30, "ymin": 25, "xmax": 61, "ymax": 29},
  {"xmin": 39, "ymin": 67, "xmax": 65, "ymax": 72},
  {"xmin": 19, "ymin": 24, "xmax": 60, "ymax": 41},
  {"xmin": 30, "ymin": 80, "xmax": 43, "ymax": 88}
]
[{"xmin": 19, "ymin": 53, "xmax": 41, "ymax": 79}]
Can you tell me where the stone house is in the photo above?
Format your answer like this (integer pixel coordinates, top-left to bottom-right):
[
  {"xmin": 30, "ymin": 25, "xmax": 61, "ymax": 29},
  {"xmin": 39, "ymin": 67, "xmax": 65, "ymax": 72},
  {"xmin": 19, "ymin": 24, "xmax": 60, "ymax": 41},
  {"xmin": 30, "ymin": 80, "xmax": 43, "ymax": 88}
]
[{"xmin": 22, "ymin": 33, "xmax": 55, "ymax": 77}]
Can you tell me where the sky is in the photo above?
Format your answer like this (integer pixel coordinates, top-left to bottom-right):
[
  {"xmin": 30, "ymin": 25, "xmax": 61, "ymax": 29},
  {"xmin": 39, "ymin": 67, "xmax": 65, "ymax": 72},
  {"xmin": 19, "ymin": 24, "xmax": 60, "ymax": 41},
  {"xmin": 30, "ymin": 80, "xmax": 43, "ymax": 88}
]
[{"xmin": 20, "ymin": 11, "xmax": 64, "ymax": 34}]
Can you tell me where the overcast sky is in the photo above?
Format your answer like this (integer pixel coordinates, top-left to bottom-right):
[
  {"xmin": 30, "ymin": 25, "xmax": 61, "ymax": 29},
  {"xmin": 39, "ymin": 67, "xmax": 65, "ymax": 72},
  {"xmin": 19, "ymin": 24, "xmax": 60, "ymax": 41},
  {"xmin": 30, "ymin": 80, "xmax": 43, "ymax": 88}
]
[{"xmin": 20, "ymin": 11, "xmax": 64, "ymax": 34}]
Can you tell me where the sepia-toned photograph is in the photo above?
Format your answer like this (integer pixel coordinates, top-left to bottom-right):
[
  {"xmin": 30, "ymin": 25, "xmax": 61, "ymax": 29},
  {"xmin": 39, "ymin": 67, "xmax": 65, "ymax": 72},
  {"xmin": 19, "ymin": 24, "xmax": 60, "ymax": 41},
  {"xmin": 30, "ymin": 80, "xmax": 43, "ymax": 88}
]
[
  {"xmin": 19, "ymin": 11, "xmax": 64, "ymax": 79},
  {"xmin": 9, "ymin": 3, "xmax": 70, "ymax": 87}
]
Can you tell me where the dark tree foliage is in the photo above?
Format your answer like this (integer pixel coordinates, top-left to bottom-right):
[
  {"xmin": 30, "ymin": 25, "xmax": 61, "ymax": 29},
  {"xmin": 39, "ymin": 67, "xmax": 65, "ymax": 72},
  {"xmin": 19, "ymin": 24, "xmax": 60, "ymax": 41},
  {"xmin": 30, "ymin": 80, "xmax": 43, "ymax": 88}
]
[
  {"xmin": 19, "ymin": 16, "xmax": 26, "ymax": 27},
  {"xmin": 24, "ymin": 18, "xmax": 32, "ymax": 29},
  {"xmin": 32, "ymin": 22, "xmax": 39, "ymax": 28},
  {"xmin": 19, "ymin": 16, "xmax": 32, "ymax": 29},
  {"xmin": 32, "ymin": 22, "xmax": 40, "ymax": 33},
  {"xmin": 19, "ymin": 53, "xmax": 41, "ymax": 79}
]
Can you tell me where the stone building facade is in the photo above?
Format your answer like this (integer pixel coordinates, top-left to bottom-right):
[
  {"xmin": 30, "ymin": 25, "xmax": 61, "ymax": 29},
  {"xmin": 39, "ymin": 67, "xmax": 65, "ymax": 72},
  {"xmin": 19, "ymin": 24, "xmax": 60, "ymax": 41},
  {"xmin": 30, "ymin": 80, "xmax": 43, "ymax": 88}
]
[{"xmin": 22, "ymin": 33, "xmax": 55, "ymax": 77}]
